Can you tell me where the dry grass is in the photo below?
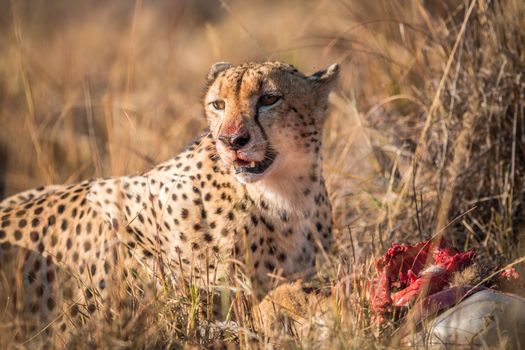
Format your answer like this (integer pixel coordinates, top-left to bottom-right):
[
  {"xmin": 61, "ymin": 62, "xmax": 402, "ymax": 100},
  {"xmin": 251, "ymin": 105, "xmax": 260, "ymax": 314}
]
[{"xmin": 0, "ymin": 0, "xmax": 524, "ymax": 348}]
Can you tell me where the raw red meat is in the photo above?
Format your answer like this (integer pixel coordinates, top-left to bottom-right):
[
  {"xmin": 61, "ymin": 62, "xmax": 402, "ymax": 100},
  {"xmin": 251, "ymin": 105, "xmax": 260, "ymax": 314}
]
[{"xmin": 371, "ymin": 239, "xmax": 476, "ymax": 315}]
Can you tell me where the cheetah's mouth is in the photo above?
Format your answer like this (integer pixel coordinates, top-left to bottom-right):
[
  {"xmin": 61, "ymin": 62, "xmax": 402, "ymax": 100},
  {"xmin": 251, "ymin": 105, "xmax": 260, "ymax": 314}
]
[{"xmin": 233, "ymin": 148, "xmax": 277, "ymax": 175}]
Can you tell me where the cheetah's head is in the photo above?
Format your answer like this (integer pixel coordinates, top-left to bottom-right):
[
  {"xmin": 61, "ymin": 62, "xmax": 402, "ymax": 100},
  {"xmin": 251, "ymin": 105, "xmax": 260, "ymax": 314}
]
[{"xmin": 204, "ymin": 61, "xmax": 339, "ymax": 184}]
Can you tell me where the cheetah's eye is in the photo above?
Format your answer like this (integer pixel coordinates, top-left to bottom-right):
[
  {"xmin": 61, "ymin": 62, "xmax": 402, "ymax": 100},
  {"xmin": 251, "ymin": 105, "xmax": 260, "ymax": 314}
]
[
  {"xmin": 258, "ymin": 94, "xmax": 281, "ymax": 107},
  {"xmin": 210, "ymin": 100, "xmax": 225, "ymax": 110}
]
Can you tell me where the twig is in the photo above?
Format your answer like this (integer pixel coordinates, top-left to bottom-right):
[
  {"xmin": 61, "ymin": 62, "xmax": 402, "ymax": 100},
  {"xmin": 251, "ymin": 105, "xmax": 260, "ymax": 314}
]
[
  {"xmin": 412, "ymin": 163, "xmax": 424, "ymax": 241},
  {"xmin": 347, "ymin": 225, "xmax": 356, "ymax": 263}
]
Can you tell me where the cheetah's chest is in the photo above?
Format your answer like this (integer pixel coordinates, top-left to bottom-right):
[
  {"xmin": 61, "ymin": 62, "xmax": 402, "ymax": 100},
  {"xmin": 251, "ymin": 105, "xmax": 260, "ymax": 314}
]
[{"xmin": 106, "ymin": 172, "xmax": 331, "ymax": 286}]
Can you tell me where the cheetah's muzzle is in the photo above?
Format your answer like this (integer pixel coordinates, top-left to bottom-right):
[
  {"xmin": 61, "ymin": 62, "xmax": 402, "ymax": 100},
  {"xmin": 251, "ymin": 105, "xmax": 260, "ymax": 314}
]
[{"xmin": 234, "ymin": 147, "xmax": 277, "ymax": 175}]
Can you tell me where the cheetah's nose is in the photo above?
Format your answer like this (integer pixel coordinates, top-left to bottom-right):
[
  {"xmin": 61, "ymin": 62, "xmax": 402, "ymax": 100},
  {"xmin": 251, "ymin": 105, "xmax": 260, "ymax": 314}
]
[{"xmin": 218, "ymin": 131, "xmax": 251, "ymax": 151}]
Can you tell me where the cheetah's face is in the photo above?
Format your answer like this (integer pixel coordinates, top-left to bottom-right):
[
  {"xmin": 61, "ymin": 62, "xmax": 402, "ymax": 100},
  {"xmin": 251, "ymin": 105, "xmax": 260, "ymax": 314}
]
[{"xmin": 204, "ymin": 61, "xmax": 339, "ymax": 184}]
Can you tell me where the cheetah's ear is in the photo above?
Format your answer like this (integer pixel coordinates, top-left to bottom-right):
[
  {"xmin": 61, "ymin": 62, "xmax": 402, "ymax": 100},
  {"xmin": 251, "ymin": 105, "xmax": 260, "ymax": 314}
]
[
  {"xmin": 207, "ymin": 62, "xmax": 234, "ymax": 82},
  {"xmin": 308, "ymin": 63, "xmax": 340, "ymax": 86}
]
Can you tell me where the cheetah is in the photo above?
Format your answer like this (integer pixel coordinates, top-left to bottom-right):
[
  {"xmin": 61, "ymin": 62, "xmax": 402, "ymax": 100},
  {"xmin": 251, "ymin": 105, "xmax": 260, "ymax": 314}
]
[{"xmin": 0, "ymin": 61, "xmax": 339, "ymax": 346}]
